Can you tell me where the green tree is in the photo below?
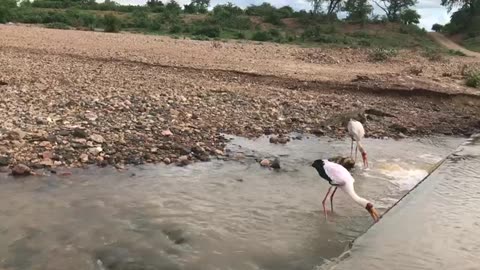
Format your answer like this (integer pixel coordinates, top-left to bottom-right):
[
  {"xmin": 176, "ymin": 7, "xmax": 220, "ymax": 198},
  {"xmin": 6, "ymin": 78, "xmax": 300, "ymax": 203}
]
[
  {"xmin": 400, "ymin": 8, "xmax": 420, "ymax": 24},
  {"xmin": 431, "ymin": 23, "xmax": 444, "ymax": 32},
  {"xmin": 308, "ymin": 0, "xmax": 324, "ymax": 14},
  {"xmin": 165, "ymin": 0, "xmax": 182, "ymax": 15},
  {"xmin": 344, "ymin": 0, "xmax": 373, "ymax": 23},
  {"xmin": 0, "ymin": 0, "xmax": 17, "ymax": 23},
  {"xmin": 373, "ymin": 0, "xmax": 418, "ymax": 22}
]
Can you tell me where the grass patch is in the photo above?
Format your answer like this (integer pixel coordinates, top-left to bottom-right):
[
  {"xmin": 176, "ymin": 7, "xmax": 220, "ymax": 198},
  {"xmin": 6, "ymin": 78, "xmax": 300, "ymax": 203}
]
[
  {"xmin": 448, "ymin": 49, "xmax": 467, "ymax": 57},
  {"xmin": 466, "ymin": 70, "xmax": 480, "ymax": 88},
  {"xmin": 369, "ymin": 48, "xmax": 398, "ymax": 62},
  {"xmin": 462, "ymin": 36, "xmax": 480, "ymax": 53},
  {"xmin": 44, "ymin": 22, "xmax": 70, "ymax": 29}
]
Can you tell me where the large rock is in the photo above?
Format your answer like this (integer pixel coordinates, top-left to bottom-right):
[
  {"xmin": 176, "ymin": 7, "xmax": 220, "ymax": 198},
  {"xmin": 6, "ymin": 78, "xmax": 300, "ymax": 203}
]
[
  {"xmin": 328, "ymin": 156, "xmax": 355, "ymax": 171},
  {"xmin": 11, "ymin": 164, "xmax": 32, "ymax": 176}
]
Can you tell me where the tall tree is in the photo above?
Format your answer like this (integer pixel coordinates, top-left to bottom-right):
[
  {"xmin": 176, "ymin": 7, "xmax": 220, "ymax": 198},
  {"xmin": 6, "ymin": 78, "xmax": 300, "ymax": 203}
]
[
  {"xmin": 442, "ymin": 0, "xmax": 478, "ymax": 14},
  {"xmin": 308, "ymin": 0, "xmax": 323, "ymax": 14},
  {"xmin": 373, "ymin": 0, "xmax": 417, "ymax": 22},
  {"xmin": 400, "ymin": 8, "xmax": 420, "ymax": 24},
  {"xmin": 343, "ymin": 0, "xmax": 373, "ymax": 23},
  {"xmin": 327, "ymin": 0, "xmax": 344, "ymax": 15}
]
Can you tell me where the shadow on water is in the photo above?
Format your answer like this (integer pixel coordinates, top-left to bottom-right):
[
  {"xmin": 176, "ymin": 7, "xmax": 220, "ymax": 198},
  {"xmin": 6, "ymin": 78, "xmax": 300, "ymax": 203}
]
[{"xmin": 0, "ymin": 135, "xmax": 463, "ymax": 270}]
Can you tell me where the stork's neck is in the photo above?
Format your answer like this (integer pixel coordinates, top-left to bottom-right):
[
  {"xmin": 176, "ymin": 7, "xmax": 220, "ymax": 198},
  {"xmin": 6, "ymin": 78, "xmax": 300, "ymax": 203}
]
[{"xmin": 342, "ymin": 183, "xmax": 369, "ymax": 207}]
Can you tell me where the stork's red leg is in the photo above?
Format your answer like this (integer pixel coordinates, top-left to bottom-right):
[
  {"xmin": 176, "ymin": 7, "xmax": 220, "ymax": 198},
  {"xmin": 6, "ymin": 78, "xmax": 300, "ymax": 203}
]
[
  {"xmin": 330, "ymin": 187, "xmax": 338, "ymax": 212},
  {"xmin": 322, "ymin": 187, "xmax": 333, "ymax": 220}
]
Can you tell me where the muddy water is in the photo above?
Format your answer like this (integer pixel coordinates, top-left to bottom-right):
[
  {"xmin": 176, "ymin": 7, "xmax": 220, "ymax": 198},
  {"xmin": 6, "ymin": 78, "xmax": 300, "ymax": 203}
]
[
  {"xmin": 328, "ymin": 135, "xmax": 480, "ymax": 270},
  {"xmin": 0, "ymin": 136, "xmax": 462, "ymax": 270}
]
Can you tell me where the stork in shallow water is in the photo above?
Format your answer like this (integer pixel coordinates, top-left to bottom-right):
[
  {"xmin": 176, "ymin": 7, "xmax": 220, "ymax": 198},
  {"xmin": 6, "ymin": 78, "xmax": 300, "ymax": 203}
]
[
  {"xmin": 311, "ymin": 159, "xmax": 379, "ymax": 222},
  {"xmin": 348, "ymin": 119, "xmax": 368, "ymax": 168}
]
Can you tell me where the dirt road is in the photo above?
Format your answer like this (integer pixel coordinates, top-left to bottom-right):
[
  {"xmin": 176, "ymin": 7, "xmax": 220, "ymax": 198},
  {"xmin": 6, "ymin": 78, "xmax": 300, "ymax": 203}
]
[{"xmin": 429, "ymin": 32, "xmax": 480, "ymax": 57}]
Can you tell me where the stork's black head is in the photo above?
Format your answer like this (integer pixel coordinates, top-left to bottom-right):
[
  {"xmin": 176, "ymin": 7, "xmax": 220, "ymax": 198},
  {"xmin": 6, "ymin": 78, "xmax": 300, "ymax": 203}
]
[{"xmin": 311, "ymin": 159, "xmax": 325, "ymax": 171}]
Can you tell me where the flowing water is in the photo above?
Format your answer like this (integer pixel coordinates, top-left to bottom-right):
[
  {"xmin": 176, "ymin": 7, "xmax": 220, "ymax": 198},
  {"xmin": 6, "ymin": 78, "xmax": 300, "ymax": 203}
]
[
  {"xmin": 0, "ymin": 135, "xmax": 463, "ymax": 270},
  {"xmin": 327, "ymin": 134, "xmax": 480, "ymax": 270}
]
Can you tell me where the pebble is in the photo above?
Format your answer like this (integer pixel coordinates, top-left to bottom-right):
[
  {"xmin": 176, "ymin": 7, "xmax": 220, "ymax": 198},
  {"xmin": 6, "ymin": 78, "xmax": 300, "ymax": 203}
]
[
  {"xmin": 260, "ymin": 159, "xmax": 271, "ymax": 167},
  {"xmin": 162, "ymin": 129, "xmax": 173, "ymax": 136},
  {"xmin": 90, "ymin": 134, "xmax": 105, "ymax": 143}
]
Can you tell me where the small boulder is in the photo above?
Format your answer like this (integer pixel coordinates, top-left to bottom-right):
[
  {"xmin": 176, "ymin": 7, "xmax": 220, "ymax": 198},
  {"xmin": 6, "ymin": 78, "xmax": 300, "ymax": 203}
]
[
  {"xmin": 90, "ymin": 134, "xmax": 105, "ymax": 144},
  {"xmin": 269, "ymin": 136, "xmax": 279, "ymax": 144},
  {"xmin": 11, "ymin": 164, "xmax": 32, "ymax": 176},
  {"xmin": 328, "ymin": 156, "xmax": 355, "ymax": 171},
  {"xmin": 162, "ymin": 129, "xmax": 173, "ymax": 137},
  {"xmin": 260, "ymin": 159, "xmax": 271, "ymax": 167},
  {"xmin": 271, "ymin": 158, "xmax": 281, "ymax": 169},
  {"xmin": 73, "ymin": 128, "xmax": 88, "ymax": 138}
]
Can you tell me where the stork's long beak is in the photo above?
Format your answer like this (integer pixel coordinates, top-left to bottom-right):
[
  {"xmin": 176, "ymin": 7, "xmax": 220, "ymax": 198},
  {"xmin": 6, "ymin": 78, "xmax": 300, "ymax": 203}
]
[{"xmin": 368, "ymin": 207, "xmax": 380, "ymax": 222}]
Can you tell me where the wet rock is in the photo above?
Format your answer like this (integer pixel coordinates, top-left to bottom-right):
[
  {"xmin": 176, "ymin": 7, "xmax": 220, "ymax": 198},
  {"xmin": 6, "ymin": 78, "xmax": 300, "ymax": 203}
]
[
  {"xmin": 278, "ymin": 136, "xmax": 290, "ymax": 144},
  {"xmin": 177, "ymin": 155, "xmax": 190, "ymax": 166},
  {"xmin": 389, "ymin": 123, "xmax": 408, "ymax": 133},
  {"xmin": 0, "ymin": 156, "xmax": 11, "ymax": 166},
  {"xmin": 269, "ymin": 136, "xmax": 279, "ymax": 144},
  {"xmin": 312, "ymin": 129, "xmax": 325, "ymax": 136},
  {"xmin": 328, "ymin": 156, "xmax": 355, "ymax": 171},
  {"xmin": 163, "ymin": 158, "xmax": 171, "ymax": 164},
  {"xmin": 260, "ymin": 159, "xmax": 271, "ymax": 167},
  {"xmin": 90, "ymin": 134, "xmax": 105, "ymax": 144},
  {"xmin": 11, "ymin": 164, "xmax": 32, "ymax": 176},
  {"xmin": 73, "ymin": 128, "xmax": 88, "ymax": 138},
  {"xmin": 271, "ymin": 158, "xmax": 281, "ymax": 169}
]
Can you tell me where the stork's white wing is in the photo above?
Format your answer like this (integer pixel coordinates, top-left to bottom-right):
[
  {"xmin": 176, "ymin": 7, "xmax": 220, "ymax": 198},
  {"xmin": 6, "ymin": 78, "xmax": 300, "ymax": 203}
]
[
  {"xmin": 348, "ymin": 120, "xmax": 365, "ymax": 141},
  {"xmin": 324, "ymin": 161, "xmax": 355, "ymax": 186}
]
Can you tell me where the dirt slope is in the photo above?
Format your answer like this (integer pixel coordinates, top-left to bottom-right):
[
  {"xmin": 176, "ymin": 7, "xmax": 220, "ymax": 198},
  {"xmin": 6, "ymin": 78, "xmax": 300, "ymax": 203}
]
[{"xmin": 429, "ymin": 32, "xmax": 480, "ymax": 57}]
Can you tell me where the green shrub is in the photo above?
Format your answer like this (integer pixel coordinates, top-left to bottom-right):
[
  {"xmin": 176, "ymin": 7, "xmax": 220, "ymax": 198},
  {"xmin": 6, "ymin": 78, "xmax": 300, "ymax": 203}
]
[
  {"xmin": 448, "ymin": 49, "xmax": 467, "ymax": 57},
  {"xmin": 193, "ymin": 25, "xmax": 221, "ymax": 38},
  {"xmin": 466, "ymin": 70, "xmax": 480, "ymax": 88},
  {"xmin": 45, "ymin": 22, "xmax": 70, "ymax": 29},
  {"xmin": 233, "ymin": 31, "xmax": 246, "ymax": 39},
  {"xmin": 169, "ymin": 23, "xmax": 182, "ymax": 34},
  {"xmin": 103, "ymin": 13, "xmax": 121, "ymax": 33},
  {"xmin": 251, "ymin": 31, "xmax": 272, "ymax": 41},
  {"xmin": 369, "ymin": 48, "xmax": 398, "ymax": 62}
]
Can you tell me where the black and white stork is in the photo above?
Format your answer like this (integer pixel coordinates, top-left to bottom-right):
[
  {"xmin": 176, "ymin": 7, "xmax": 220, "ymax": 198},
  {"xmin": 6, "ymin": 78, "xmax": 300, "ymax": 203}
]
[{"xmin": 312, "ymin": 159, "xmax": 379, "ymax": 222}]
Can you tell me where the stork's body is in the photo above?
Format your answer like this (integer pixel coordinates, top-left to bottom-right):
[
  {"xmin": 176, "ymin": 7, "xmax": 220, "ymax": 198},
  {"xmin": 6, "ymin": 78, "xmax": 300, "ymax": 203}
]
[
  {"xmin": 311, "ymin": 159, "xmax": 379, "ymax": 222},
  {"xmin": 347, "ymin": 119, "xmax": 368, "ymax": 167}
]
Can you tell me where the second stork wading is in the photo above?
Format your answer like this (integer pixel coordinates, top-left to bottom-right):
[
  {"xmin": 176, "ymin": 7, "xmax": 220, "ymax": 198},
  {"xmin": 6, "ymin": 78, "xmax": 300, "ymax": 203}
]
[{"xmin": 348, "ymin": 119, "xmax": 368, "ymax": 168}]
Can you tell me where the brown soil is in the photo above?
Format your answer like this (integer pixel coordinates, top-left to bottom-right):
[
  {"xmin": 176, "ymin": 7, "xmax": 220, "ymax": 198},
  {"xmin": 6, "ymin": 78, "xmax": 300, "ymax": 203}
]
[{"xmin": 0, "ymin": 25, "xmax": 479, "ymax": 169}]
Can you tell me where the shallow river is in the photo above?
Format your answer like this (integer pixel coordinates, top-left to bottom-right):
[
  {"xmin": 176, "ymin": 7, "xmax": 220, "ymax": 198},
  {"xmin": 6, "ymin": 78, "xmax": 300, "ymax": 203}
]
[{"xmin": 0, "ymin": 135, "xmax": 463, "ymax": 270}]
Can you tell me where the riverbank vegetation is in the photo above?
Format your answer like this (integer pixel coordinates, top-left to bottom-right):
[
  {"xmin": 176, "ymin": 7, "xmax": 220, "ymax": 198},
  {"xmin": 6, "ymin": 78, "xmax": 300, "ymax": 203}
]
[{"xmin": 0, "ymin": 0, "xmax": 438, "ymax": 49}]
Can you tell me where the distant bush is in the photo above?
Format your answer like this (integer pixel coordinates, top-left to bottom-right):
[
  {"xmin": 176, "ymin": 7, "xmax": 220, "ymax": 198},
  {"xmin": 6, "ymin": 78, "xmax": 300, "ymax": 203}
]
[
  {"xmin": 251, "ymin": 31, "xmax": 272, "ymax": 41},
  {"xmin": 431, "ymin": 23, "xmax": 443, "ymax": 32},
  {"xmin": 169, "ymin": 23, "xmax": 182, "ymax": 33},
  {"xmin": 233, "ymin": 31, "xmax": 246, "ymax": 39},
  {"xmin": 369, "ymin": 48, "xmax": 398, "ymax": 62},
  {"xmin": 466, "ymin": 70, "xmax": 480, "ymax": 88},
  {"xmin": 45, "ymin": 22, "xmax": 70, "ymax": 29},
  {"xmin": 0, "ymin": 0, "xmax": 17, "ymax": 23},
  {"xmin": 193, "ymin": 25, "xmax": 220, "ymax": 38},
  {"xmin": 130, "ymin": 10, "xmax": 150, "ymax": 28},
  {"xmin": 103, "ymin": 13, "xmax": 121, "ymax": 33}
]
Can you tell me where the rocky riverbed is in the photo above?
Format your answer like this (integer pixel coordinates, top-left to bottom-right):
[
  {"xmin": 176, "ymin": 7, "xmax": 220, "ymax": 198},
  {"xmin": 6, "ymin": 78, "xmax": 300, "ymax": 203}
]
[{"xmin": 1, "ymin": 25, "xmax": 480, "ymax": 171}]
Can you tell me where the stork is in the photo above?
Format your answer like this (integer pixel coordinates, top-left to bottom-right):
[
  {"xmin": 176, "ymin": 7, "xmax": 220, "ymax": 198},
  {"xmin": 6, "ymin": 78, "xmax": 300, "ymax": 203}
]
[
  {"xmin": 347, "ymin": 119, "xmax": 368, "ymax": 168},
  {"xmin": 311, "ymin": 159, "xmax": 379, "ymax": 222}
]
